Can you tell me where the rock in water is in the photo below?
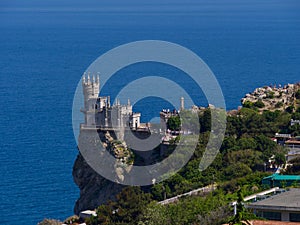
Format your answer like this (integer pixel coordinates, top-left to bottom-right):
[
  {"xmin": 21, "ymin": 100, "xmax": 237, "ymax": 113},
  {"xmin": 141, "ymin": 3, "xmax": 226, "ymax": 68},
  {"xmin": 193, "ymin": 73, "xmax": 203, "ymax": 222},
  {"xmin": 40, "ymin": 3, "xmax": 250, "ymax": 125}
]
[{"xmin": 37, "ymin": 219, "xmax": 62, "ymax": 225}]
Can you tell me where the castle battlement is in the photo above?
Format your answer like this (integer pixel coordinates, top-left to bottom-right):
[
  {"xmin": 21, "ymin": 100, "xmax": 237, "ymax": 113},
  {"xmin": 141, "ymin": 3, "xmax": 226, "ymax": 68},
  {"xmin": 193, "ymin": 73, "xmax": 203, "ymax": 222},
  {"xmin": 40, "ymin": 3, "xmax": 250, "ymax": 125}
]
[{"xmin": 82, "ymin": 72, "xmax": 100, "ymax": 85}]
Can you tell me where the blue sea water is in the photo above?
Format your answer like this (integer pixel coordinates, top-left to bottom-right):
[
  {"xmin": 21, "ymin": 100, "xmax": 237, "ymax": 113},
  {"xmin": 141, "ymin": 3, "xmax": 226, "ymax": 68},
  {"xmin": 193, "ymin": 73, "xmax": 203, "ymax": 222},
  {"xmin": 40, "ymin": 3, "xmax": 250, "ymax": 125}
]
[{"xmin": 0, "ymin": 0, "xmax": 300, "ymax": 224}]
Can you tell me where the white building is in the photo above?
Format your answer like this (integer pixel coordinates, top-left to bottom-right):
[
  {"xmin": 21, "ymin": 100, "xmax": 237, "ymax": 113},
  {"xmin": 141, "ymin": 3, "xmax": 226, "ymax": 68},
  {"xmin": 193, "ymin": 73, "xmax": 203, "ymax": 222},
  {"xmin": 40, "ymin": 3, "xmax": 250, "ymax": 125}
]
[
  {"xmin": 291, "ymin": 119, "xmax": 300, "ymax": 126},
  {"xmin": 80, "ymin": 73, "xmax": 141, "ymax": 130}
]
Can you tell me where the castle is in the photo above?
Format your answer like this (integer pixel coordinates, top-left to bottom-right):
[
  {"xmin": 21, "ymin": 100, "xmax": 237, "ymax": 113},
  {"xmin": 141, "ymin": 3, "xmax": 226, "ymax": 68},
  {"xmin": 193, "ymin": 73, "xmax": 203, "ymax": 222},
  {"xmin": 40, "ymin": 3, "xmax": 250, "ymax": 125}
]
[
  {"xmin": 79, "ymin": 73, "xmax": 191, "ymax": 143},
  {"xmin": 80, "ymin": 73, "xmax": 142, "ymax": 132}
]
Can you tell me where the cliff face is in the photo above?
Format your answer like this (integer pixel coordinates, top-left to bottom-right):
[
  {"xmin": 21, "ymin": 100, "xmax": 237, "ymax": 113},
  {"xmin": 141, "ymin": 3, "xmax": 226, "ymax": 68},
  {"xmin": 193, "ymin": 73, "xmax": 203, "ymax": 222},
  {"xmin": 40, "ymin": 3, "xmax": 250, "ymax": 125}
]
[
  {"xmin": 72, "ymin": 129, "xmax": 159, "ymax": 215},
  {"xmin": 72, "ymin": 130, "xmax": 132, "ymax": 215},
  {"xmin": 73, "ymin": 153, "xmax": 124, "ymax": 215}
]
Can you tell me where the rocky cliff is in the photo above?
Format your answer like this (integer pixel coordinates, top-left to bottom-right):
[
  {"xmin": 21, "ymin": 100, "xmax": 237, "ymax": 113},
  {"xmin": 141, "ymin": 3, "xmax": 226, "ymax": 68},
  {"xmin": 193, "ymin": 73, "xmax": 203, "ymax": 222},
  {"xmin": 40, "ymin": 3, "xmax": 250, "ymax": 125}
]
[
  {"xmin": 73, "ymin": 153, "xmax": 125, "ymax": 215},
  {"xmin": 241, "ymin": 83, "xmax": 300, "ymax": 112},
  {"xmin": 72, "ymin": 128, "xmax": 160, "ymax": 215},
  {"xmin": 72, "ymin": 130, "xmax": 136, "ymax": 215}
]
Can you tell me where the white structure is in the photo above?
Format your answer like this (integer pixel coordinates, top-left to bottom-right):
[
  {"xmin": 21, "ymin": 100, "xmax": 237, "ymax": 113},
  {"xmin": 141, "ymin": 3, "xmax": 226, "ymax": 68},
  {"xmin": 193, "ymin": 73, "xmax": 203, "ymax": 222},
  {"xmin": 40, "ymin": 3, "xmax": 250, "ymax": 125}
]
[
  {"xmin": 291, "ymin": 119, "xmax": 300, "ymax": 126},
  {"xmin": 246, "ymin": 188, "xmax": 300, "ymax": 222},
  {"xmin": 180, "ymin": 97, "xmax": 185, "ymax": 110},
  {"xmin": 80, "ymin": 73, "xmax": 141, "ymax": 130},
  {"xmin": 79, "ymin": 210, "xmax": 97, "ymax": 220}
]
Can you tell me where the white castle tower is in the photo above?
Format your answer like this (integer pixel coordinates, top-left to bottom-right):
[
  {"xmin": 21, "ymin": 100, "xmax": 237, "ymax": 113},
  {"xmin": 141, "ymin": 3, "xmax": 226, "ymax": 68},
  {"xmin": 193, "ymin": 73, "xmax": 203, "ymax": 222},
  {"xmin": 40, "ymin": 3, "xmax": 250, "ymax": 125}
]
[
  {"xmin": 80, "ymin": 72, "xmax": 141, "ymax": 135},
  {"xmin": 82, "ymin": 72, "xmax": 100, "ymax": 111},
  {"xmin": 180, "ymin": 97, "xmax": 185, "ymax": 110}
]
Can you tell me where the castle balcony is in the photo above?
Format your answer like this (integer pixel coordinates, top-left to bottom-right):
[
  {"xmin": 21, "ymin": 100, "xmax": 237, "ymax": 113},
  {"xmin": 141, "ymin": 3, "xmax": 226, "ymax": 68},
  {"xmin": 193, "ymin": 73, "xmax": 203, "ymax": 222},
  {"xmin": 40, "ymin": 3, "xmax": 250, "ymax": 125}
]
[
  {"xmin": 80, "ymin": 124, "xmax": 101, "ymax": 130},
  {"xmin": 80, "ymin": 108, "xmax": 103, "ymax": 113},
  {"xmin": 80, "ymin": 123, "xmax": 128, "ymax": 131},
  {"xmin": 134, "ymin": 127, "xmax": 150, "ymax": 133}
]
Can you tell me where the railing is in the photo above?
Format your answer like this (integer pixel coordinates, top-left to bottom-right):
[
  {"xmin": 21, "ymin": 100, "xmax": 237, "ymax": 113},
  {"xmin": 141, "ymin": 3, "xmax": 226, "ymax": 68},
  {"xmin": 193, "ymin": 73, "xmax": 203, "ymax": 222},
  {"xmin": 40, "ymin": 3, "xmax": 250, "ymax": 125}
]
[
  {"xmin": 80, "ymin": 124, "xmax": 122, "ymax": 131},
  {"xmin": 232, "ymin": 187, "xmax": 280, "ymax": 206},
  {"xmin": 286, "ymin": 145, "xmax": 300, "ymax": 150},
  {"xmin": 158, "ymin": 184, "xmax": 216, "ymax": 205}
]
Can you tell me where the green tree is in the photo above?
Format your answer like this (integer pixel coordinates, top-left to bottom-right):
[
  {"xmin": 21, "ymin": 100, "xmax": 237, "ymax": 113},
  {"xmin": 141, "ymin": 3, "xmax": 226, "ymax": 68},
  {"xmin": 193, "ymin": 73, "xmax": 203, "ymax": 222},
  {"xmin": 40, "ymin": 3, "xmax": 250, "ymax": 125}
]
[
  {"xmin": 229, "ymin": 189, "xmax": 251, "ymax": 225},
  {"xmin": 200, "ymin": 108, "xmax": 211, "ymax": 132},
  {"xmin": 255, "ymin": 134, "xmax": 277, "ymax": 160},
  {"xmin": 238, "ymin": 108, "xmax": 269, "ymax": 136},
  {"xmin": 92, "ymin": 204, "xmax": 113, "ymax": 225},
  {"xmin": 224, "ymin": 149, "xmax": 263, "ymax": 171},
  {"xmin": 253, "ymin": 100, "xmax": 265, "ymax": 108},
  {"xmin": 276, "ymin": 112, "xmax": 292, "ymax": 133},
  {"xmin": 262, "ymin": 110, "xmax": 280, "ymax": 122},
  {"xmin": 150, "ymin": 183, "xmax": 164, "ymax": 200},
  {"xmin": 140, "ymin": 191, "xmax": 229, "ymax": 225},
  {"xmin": 167, "ymin": 116, "xmax": 181, "ymax": 131},
  {"xmin": 295, "ymin": 89, "xmax": 300, "ymax": 99},
  {"xmin": 266, "ymin": 91, "xmax": 275, "ymax": 99},
  {"xmin": 113, "ymin": 187, "xmax": 151, "ymax": 224},
  {"xmin": 226, "ymin": 115, "xmax": 243, "ymax": 137},
  {"xmin": 138, "ymin": 202, "xmax": 168, "ymax": 225},
  {"xmin": 275, "ymin": 101, "xmax": 283, "ymax": 108},
  {"xmin": 224, "ymin": 163, "xmax": 252, "ymax": 180},
  {"xmin": 292, "ymin": 112, "xmax": 300, "ymax": 120},
  {"xmin": 242, "ymin": 100, "xmax": 254, "ymax": 109},
  {"xmin": 91, "ymin": 187, "xmax": 151, "ymax": 225},
  {"xmin": 274, "ymin": 152, "xmax": 286, "ymax": 167},
  {"xmin": 221, "ymin": 136, "xmax": 237, "ymax": 153},
  {"xmin": 288, "ymin": 123, "xmax": 300, "ymax": 136},
  {"xmin": 236, "ymin": 137, "xmax": 257, "ymax": 150}
]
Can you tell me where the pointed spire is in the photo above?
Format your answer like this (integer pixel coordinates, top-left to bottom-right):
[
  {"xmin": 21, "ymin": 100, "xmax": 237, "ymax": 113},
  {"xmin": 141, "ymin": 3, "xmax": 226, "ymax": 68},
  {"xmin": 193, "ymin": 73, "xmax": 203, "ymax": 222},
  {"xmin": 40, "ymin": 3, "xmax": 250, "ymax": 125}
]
[
  {"xmin": 82, "ymin": 72, "xmax": 86, "ymax": 84},
  {"xmin": 96, "ymin": 72, "xmax": 100, "ymax": 84},
  {"xmin": 92, "ymin": 75, "xmax": 95, "ymax": 83},
  {"xmin": 128, "ymin": 99, "xmax": 131, "ymax": 106},
  {"xmin": 107, "ymin": 96, "xmax": 110, "ymax": 107},
  {"xmin": 87, "ymin": 72, "xmax": 91, "ymax": 84}
]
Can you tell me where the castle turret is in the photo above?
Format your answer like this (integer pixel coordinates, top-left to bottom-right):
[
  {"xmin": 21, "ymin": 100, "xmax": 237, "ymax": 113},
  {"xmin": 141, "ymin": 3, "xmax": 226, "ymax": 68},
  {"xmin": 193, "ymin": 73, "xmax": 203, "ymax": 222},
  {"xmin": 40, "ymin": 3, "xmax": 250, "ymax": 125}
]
[
  {"xmin": 87, "ymin": 72, "xmax": 91, "ymax": 84},
  {"xmin": 82, "ymin": 72, "xmax": 100, "ymax": 110},
  {"xmin": 180, "ymin": 97, "xmax": 185, "ymax": 110},
  {"xmin": 107, "ymin": 96, "xmax": 111, "ymax": 108}
]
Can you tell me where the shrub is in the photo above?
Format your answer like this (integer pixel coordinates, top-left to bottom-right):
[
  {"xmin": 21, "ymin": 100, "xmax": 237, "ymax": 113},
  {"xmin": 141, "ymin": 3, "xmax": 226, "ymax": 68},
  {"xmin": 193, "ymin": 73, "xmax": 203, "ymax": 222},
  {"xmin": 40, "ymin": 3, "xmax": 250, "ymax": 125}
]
[
  {"xmin": 242, "ymin": 100, "xmax": 254, "ymax": 109},
  {"xmin": 286, "ymin": 105, "xmax": 294, "ymax": 113},
  {"xmin": 254, "ymin": 100, "xmax": 265, "ymax": 108},
  {"xmin": 295, "ymin": 89, "xmax": 300, "ymax": 99},
  {"xmin": 266, "ymin": 91, "xmax": 275, "ymax": 99},
  {"xmin": 275, "ymin": 101, "xmax": 283, "ymax": 108}
]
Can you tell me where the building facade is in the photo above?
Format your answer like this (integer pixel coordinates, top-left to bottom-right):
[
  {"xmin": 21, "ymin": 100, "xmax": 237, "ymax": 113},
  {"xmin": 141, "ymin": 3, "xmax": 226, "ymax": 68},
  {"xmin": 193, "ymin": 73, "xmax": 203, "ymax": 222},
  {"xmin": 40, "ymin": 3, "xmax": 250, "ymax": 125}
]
[
  {"xmin": 80, "ymin": 73, "xmax": 141, "ymax": 131},
  {"xmin": 247, "ymin": 188, "xmax": 300, "ymax": 222}
]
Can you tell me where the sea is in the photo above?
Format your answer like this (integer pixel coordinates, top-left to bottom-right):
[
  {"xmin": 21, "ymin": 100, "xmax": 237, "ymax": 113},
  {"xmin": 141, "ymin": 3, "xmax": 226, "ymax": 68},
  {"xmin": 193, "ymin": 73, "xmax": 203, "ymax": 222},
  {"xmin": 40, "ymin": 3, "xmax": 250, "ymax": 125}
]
[{"xmin": 0, "ymin": 0, "xmax": 300, "ymax": 224}]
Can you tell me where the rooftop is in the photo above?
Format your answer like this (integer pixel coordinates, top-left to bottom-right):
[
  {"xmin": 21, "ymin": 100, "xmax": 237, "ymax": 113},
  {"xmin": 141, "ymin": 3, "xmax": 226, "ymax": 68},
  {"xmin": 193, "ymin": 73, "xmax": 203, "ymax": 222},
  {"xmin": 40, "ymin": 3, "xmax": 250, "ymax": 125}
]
[
  {"xmin": 263, "ymin": 174, "xmax": 300, "ymax": 181},
  {"xmin": 286, "ymin": 139, "xmax": 300, "ymax": 145},
  {"xmin": 251, "ymin": 221, "xmax": 300, "ymax": 225},
  {"xmin": 223, "ymin": 221, "xmax": 300, "ymax": 225},
  {"xmin": 247, "ymin": 188, "xmax": 300, "ymax": 212}
]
